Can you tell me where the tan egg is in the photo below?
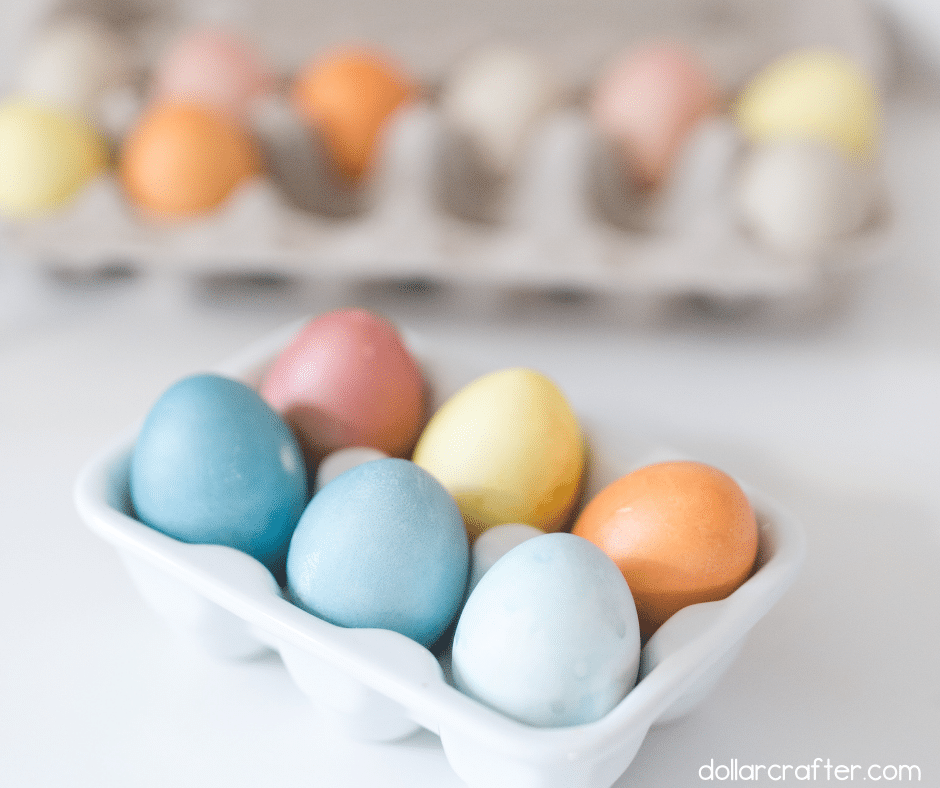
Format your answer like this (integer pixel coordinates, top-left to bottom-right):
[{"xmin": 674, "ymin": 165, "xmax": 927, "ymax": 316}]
[
  {"xmin": 291, "ymin": 47, "xmax": 417, "ymax": 182},
  {"xmin": 120, "ymin": 101, "xmax": 260, "ymax": 217},
  {"xmin": 572, "ymin": 461, "xmax": 758, "ymax": 637}
]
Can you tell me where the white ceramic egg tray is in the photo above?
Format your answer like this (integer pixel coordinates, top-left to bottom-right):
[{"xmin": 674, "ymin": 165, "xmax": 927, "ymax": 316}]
[
  {"xmin": 4, "ymin": 0, "xmax": 891, "ymax": 310},
  {"xmin": 74, "ymin": 320, "xmax": 806, "ymax": 788}
]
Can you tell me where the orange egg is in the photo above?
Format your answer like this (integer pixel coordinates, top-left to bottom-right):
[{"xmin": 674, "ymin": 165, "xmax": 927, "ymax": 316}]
[
  {"xmin": 120, "ymin": 101, "xmax": 260, "ymax": 217},
  {"xmin": 572, "ymin": 461, "xmax": 758, "ymax": 637},
  {"xmin": 291, "ymin": 47, "xmax": 417, "ymax": 182}
]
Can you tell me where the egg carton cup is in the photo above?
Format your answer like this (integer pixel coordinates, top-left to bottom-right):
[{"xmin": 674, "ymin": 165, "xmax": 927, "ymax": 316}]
[
  {"xmin": 5, "ymin": 0, "xmax": 892, "ymax": 313},
  {"xmin": 74, "ymin": 320, "xmax": 807, "ymax": 788}
]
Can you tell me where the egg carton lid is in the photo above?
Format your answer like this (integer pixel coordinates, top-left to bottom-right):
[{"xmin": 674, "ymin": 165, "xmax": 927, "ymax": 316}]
[{"xmin": 1, "ymin": 0, "xmax": 894, "ymax": 310}]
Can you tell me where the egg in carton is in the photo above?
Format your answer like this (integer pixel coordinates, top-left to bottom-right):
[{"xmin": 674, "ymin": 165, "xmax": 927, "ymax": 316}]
[
  {"xmin": 1, "ymin": 0, "xmax": 892, "ymax": 314},
  {"xmin": 74, "ymin": 317, "xmax": 807, "ymax": 788}
]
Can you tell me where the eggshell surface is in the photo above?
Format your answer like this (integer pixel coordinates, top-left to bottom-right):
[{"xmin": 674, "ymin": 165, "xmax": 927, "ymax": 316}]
[
  {"xmin": 129, "ymin": 373, "xmax": 308, "ymax": 574},
  {"xmin": 572, "ymin": 461, "xmax": 758, "ymax": 637},
  {"xmin": 735, "ymin": 138, "xmax": 875, "ymax": 253},
  {"xmin": 452, "ymin": 532, "xmax": 640, "ymax": 727},
  {"xmin": 467, "ymin": 522, "xmax": 542, "ymax": 591},
  {"xmin": 412, "ymin": 367, "xmax": 585, "ymax": 538},
  {"xmin": 120, "ymin": 101, "xmax": 260, "ymax": 217},
  {"xmin": 291, "ymin": 48, "xmax": 417, "ymax": 181},
  {"xmin": 260, "ymin": 308, "xmax": 426, "ymax": 464},
  {"xmin": 153, "ymin": 28, "xmax": 272, "ymax": 118},
  {"xmin": 591, "ymin": 41, "xmax": 719, "ymax": 188},
  {"xmin": 314, "ymin": 446, "xmax": 388, "ymax": 492},
  {"xmin": 734, "ymin": 49, "xmax": 879, "ymax": 159},
  {"xmin": 286, "ymin": 458, "xmax": 469, "ymax": 647},
  {"xmin": 440, "ymin": 43, "xmax": 559, "ymax": 176},
  {"xmin": 16, "ymin": 17, "xmax": 132, "ymax": 119},
  {"xmin": 0, "ymin": 99, "xmax": 108, "ymax": 218}
]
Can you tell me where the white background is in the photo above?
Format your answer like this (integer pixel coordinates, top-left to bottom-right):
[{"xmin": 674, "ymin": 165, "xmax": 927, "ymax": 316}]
[{"xmin": 1, "ymin": 2, "xmax": 939, "ymax": 786}]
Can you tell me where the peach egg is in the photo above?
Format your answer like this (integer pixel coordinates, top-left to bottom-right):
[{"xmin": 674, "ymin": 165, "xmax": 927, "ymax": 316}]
[
  {"xmin": 590, "ymin": 41, "xmax": 719, "ymax": 189},
  {"xmin": 120, "ymin": 101, "xmax": 260, "ymax": 217},
  {"xmin": 152, "ymin": 28, "xmax": 273, "ymax": 119},
  {"xmin": 291, "ymin": 47, "xmax": 418, "ymax": 181},
  {"xmin": 572, "ymin": 460, "xmax": 758, "ymax": 637}
]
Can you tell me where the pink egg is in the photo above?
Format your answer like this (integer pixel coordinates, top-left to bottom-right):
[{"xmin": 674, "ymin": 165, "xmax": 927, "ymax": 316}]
[
  {"xmin": 260, "ymin": 308, "xmax": 427, "ymax": 463},
  {"xmin": 591, "ymin": 41, "xmax": 719, "ymax": 189},
  {"xmin": 153, "ymin": 28, "xmax": 272, "ymax": 118}
]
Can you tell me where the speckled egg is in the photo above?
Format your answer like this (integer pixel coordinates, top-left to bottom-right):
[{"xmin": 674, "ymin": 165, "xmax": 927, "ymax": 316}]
[
  {"xmin": 286, "ymin": 458, "xmax": 469, "ymax": 647},
  {"xmin": 572, "ymin": 461, "xmax": 758, "ymax": 637},
  {"xmin": 452, "ymin": 532, "xmax": 641, "ymax": 727},
  {"xmin": 412, "ymin": 367, "xmax": 585, "ymax": 538},
  {"xmin": 129, "ymin": 373, "xmax": 308, "ymax": 575}
]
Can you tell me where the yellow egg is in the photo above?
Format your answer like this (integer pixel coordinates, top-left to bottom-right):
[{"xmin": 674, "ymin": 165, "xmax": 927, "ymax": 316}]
[
  {"xmin": 0, "ymin": 98, "xmax": 107, "ymax": 218},
  {"xmin": 412, "ymin": 368, "xmax": 585, "ymax": 539},
  {"xmin": 734, "ymin": 49, "xmax": 879, "ymax": 159}
]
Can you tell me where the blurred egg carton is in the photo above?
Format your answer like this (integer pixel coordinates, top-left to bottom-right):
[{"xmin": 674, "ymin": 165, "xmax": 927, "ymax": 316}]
[
  {"xmin": 2, "ymin": 0, "xmax": 893, "ymax": 312},
  {"xmin": 74, "ymin": 321, "xmax": 806, "ymax": 788}
]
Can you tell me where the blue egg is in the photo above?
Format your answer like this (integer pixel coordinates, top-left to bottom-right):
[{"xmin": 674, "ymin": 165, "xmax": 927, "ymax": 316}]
[
  {"xmin": 452, "ymin": 532, "xmax": 641, "ymax": 727},
  {"xmin": 286, "ymin": 458, "xmax": 469, "ymax": 647},
  {"xmin": 130, "ymin": 373, "xmax": 308, "ymax": 574}
]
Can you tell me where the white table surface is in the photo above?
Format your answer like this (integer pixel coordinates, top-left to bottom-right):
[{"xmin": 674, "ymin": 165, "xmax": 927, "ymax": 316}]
[{"xmin": 3, "ymin": 14, "xmax": 940, "ymax": 788}]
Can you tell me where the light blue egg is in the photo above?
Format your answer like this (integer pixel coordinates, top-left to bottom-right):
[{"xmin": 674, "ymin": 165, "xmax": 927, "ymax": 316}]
[
  {"xmin": 452, "ymin": 532, "xmax": 641, "ymax": 727},
  {"xmin": 286, "ymin": 458, "xmax": 469, "ymax": 648},
  {"xmin": 130, "ymin": 373, "xmax": 308, "ymax": 574}
]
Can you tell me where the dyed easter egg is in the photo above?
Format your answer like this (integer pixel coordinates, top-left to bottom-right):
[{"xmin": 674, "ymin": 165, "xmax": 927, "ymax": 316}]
[
  {"xmin": 120, "ymin": 101, "xmax": 260, "ymax": 217},
  {"xmin": 286, "ymin": 458, "xmax": 469, "ymax": 647},
  {"xmin": 440, "ymin": 43, "xmax": 560, "ymax": 176},
  {"xmin": 467, "ymin": 522, "xmax": 542, "ymax": 592},
  {"xmin": 129, "ymin": 373, "xmax": 308, "ymax": 574},
  {"xmin": 412, "ymin": 367, "xmax": 585, "ymax": 538},
  {"xmin": 291, "ymin": 47, "xmax": 417, "ymax": 181},
  {"xmin": 260, "ymin": 309, "xmax": 426, "ymax": 464},
  {"xmin": 0, "ymin": 98, "xmax": 107, "ymax": 218},
  {"xmin": 15, "ymin": 17, "xmax": 132, "ymax": 119},
  {"xmin": 734, "ymin": 49, "xmax": 879, "ymax": 159},
  {"xmin": 452, "ymin": 532, "xmax": 640, "ymax": 727},
  {"xmin": 314, "ymin": 446, "xmax": 388, "ymax": 492},
  {"xmin": 153, "ymin": 28, "xmax": 272, "ymax": 118},
  {"xmin": 735, "ymin": 138, "xmax": 876, "ymax": 253},
  {"xmin": 591, "ymin": 41, "xmax": 719, "ymax": 188},
  {"xmin": 572, "ymin": 461, "xmax": 758, "ymax": 637}
]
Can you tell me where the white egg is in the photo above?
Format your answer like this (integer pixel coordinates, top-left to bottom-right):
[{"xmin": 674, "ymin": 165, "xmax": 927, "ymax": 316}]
[
  {"xmin": 315, "ymin": 446, "xmax": 389, "ymax": 492},
  {"xmin": 440, "ymin": 44, "xmax": 560, "ymax": 176},
  {"xmin": 452, "ymin": 532, "xmax": 640, "ymax": 727},
  {"xmin": 15, "ymin": 17, "xmax": 133, "ymax": 121},
  {"xmin": 468, "ymin": 523, "xmax": 542, "ymax": 592},
  {"xmin": 735, "ymin": 139, "xmax": 876, "ymax": 253}
]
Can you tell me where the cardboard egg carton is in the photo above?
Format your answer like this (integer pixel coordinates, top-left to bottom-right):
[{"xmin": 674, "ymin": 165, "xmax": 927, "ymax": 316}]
[{"xmin": 3, "ymin": 0, "xmax": 892, "ymax": 308}]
